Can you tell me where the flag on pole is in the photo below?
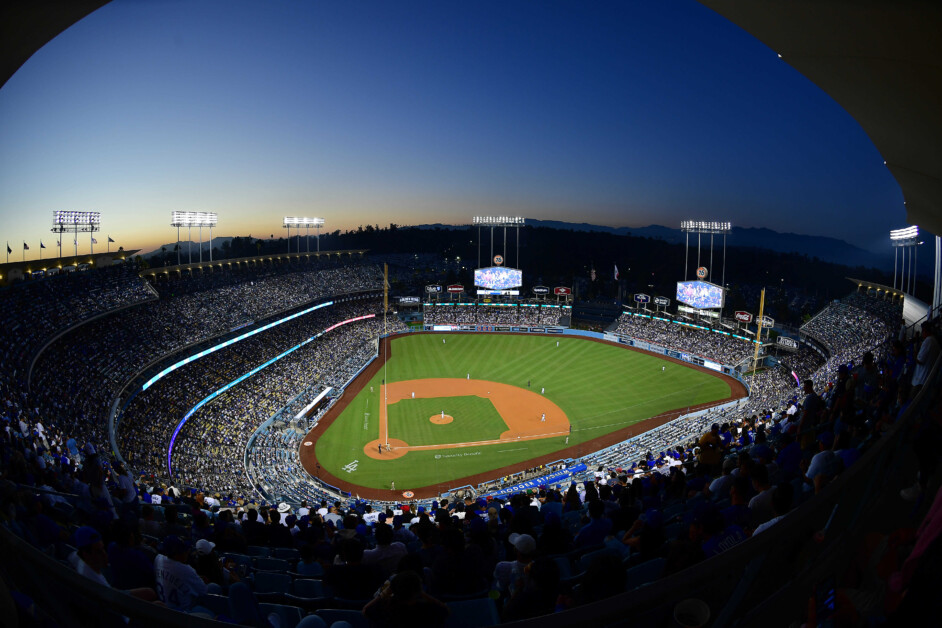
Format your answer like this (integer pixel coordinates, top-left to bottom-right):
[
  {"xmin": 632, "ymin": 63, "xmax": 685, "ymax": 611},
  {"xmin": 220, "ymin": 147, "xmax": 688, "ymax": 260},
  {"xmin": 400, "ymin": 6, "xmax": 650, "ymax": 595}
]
[
  {"xmin": 614, "ymin": 264, "xmax": 620, "ymax": 281},
  {"xmin": 590, "ymin": 266, "xmax": 596, "ymax": 281},
  {"xmin": 108, "ymin": 236, "xmax": 115, "ymax": 243},
  {"xmin": 6, "ymin": 243, "xmax": 12, "ymax": 255},
  {"xmin": 73, "ymin": 239, "xmax": 78, "ymax": 246},
  {"xmin": 91, "ymin": 237, "xmax": 98, "ymax": 244},
  {"xmin": 40, "ymin": 241, "xmax": 46, "ymax": 249},
  {"xmin": 23, "ymin": 242, "xmax": 29, "ymax": 250}
]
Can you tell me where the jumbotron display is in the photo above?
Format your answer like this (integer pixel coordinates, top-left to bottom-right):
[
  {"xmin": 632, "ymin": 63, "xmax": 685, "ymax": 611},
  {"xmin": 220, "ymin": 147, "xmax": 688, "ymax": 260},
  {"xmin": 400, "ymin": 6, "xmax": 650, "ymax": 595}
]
[
  {"xmin": 676, "ymin": 280, "xmax": 724, "ymax": 309},
  {"xmin": 474, "ymin": 266, "xmax": 522, "ymax": 290}
]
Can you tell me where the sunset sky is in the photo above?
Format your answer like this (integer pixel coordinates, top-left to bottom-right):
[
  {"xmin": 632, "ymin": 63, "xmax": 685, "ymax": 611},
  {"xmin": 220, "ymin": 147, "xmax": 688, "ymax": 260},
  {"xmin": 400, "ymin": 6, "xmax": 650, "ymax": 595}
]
[{"xmin": 0, "ymin": 0, "xmax": 910, "ymax": 261}]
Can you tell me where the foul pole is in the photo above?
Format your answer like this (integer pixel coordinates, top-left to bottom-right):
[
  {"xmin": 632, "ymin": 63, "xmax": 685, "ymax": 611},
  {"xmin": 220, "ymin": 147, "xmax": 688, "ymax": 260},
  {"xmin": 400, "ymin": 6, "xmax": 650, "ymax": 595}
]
[{"xmin": 750, "ymin": 288, "xmax": 766, "ymax": 392}]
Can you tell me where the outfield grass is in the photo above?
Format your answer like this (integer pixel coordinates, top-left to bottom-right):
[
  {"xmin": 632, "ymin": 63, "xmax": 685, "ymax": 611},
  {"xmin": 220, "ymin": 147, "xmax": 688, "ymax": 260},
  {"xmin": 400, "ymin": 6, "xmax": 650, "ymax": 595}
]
[
  {"xmin": 315, "ymin": 333, "xmax": 731, "ymax": 491},
  {"xmin": 388, "ymin": 396, "xmax": 508, "ymax": 446}
]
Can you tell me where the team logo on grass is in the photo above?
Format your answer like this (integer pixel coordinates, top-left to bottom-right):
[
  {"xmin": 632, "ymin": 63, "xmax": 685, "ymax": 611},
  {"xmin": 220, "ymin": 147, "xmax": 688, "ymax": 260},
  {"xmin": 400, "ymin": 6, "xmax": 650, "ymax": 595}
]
[{"xmin": 342, "ymin": 460, "xmax": 359, "ymax": 473}]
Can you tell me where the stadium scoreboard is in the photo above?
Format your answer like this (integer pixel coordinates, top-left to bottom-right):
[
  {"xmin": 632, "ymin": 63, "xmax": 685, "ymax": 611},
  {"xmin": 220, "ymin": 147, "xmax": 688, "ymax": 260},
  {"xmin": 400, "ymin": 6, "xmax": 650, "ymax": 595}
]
[
  {"xmin": 474, "ymin": 266, "xmax": 522, "ymax": 296},
  {"xmin": 676, "ymin": 280, "xmax": 725, "ymax": 310}
]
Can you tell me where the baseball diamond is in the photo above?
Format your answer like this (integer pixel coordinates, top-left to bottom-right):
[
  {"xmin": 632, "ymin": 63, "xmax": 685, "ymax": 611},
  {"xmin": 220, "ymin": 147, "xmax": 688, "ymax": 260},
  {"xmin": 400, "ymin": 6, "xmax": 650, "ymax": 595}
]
[{"xmin": 300, "ymin": 332, "xmax": 746, "ymax": 498}]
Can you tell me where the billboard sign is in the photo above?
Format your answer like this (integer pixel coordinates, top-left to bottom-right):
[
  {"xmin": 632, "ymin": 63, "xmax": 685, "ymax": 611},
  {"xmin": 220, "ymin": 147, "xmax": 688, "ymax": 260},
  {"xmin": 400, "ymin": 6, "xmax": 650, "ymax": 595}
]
[
  {"xmin": 676, "ymin": 280, "xmax": 724, "ymax": 309},
  {"xmin": 446, "ymin": 284, "xmax": 464, "ymax": 293},
  {"xmin": 734, "ymin": 311, "xmax": 753, "ymax": 323},
  {"xmin": 654, "ymin": 296, "xmax": 670, "ymax": 307},
  {"xmin": 634, "ymin": 293, "xmax": 651, "ymax": 304},
  {"xmin": 398, "ymin": 296, "xmax": 420, "ymax": 305},
  {"xmin": 474, "ymin": 266, "xmax": 522, "ymax": 290},
  {"xmin": 777, "ymin": 336, "xmax": 799, "ymax": 350},
  {"xmin": 759, "ymin": 315, "xmax": 775, "ymax": 328},
  {"xmin": 425, "ymin": 284, "xmax": 442, "ymax": 293},
  {"xmin": 532, "ymin": 285, "xmax": 550, "ymax": 295},
  {"xmin": 554, "ymin": 286, "xmax": 571, "ymax": 296}
]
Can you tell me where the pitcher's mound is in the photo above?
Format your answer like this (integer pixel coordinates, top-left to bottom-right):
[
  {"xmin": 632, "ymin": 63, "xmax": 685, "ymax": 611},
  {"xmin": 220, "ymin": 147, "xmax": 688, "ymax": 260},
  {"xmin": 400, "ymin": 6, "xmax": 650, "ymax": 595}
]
[
  {"xmin": 364, "ymin": 438, "xmax": 409, "ymax": 459},
  {"xmin": 430, "ymin": 414, "xmax": 454, "ymax": 425}
]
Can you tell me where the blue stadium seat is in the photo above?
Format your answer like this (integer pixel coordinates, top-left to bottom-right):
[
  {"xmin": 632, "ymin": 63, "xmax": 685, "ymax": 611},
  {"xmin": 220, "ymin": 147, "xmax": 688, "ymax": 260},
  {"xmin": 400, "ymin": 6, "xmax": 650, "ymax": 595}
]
[
  {"xmin": 255, "ymin": 571, "xmax": 292, "ymax": 595},
  {"xmin": 295, "ymin": 562, "xmax": 325, "ymax": 577},
  {"xmin": 444, "ymin": 598, "xmax": 500, "ymax": 628},
  {"xmin": 292, "ymin": 579, "xmax": 329, "ymax": 598},
  {"xmin": 577, "ymin": 546, "xmax": 621, "ymax": 574},
  {"xmin": 258, "ymin": 603, "xmax": 304, "ymax": 628},
  {"xmin": 624, "ymin": 557, "xmax": 666, "ymax": 591},
  {"xmin": 246, "ymin": 545, "xmax": 272, "ymax": 558},
  {"xmin": 195, "ymin": 593, "xmax": 230, "ymax": 619},
  {"xmin": 256, "ymin": 557, "xmax": 291, "ymax": 572},
  {"xmin": 316, "ymin": 609, "xmax": 370, "ymax": 628},
  {"xmin": 273, "ymin": 547, "xmax": 300, "ymax": 561}
]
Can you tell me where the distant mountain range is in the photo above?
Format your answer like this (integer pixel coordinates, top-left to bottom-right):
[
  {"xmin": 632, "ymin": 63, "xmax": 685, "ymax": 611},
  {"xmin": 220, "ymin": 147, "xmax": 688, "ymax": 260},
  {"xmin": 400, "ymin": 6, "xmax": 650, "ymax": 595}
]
[
  {"xmin": 143, "ymin": 221, "xmax": 895, "ymax": 272},
  {"xmin": 419, "ymin": 220, "xmax": 888, "ymax": 271}
]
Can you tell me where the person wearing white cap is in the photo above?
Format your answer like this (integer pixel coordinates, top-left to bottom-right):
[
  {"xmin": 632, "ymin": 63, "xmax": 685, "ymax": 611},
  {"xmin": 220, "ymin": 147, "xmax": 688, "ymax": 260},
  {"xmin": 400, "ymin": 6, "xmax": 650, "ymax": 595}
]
[
  {"xmin": 277, "ymin": 502, "xmax": 292, "ymax": 525},
  {"xmin": 493, "ymin": 533, "xmax": 536, "ymax": 594}
]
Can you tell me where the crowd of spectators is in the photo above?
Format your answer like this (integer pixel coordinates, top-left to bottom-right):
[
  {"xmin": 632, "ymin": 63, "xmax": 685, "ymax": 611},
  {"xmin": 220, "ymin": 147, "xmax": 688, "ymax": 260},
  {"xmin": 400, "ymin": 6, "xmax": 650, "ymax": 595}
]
[
  {"xmin": 26, "ymin": 263, "xmax": 383, "ymax": 465},
  {"xmin": 2, "ymin": 311, "xmax": 934, "ymax": 624},
  {"xmin": 422, "ymin": 303, "xmax": 568, "ymax": 327},
  {"xmin": 1, "ymin": 260, "xmax": 934, "ymax": 626},
  {"xmin": 613, "ymin": 313, "xmax": 754, "ymax": 366},
  {"xmin": 0, "ymin": 263, "xmax": 155, "ymax": 379}
]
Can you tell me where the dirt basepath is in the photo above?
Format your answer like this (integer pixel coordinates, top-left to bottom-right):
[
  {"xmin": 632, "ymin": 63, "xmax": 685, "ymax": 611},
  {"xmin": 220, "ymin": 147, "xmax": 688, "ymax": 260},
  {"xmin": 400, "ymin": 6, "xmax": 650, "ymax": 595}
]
[{"xmin": 297, "ymin": 333, "xmax": 748, "ymax": 500}]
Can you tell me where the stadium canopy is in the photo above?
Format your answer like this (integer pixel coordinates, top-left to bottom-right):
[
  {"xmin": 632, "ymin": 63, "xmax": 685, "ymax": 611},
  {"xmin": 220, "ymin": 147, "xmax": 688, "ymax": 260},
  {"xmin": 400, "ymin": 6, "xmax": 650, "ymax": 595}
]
[
  {"xmin": 3, "ymin": 1, "xmax": 942, "ymax": 237},
  {"xmin": 699, "ymin": 0, "xmax": 942, "ymax": 238}
]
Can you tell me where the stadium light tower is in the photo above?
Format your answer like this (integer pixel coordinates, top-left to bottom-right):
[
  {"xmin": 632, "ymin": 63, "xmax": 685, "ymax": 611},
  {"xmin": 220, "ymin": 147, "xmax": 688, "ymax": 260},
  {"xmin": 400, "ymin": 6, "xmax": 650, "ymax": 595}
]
[
  {"xmin": 284, "ymin": 217, "xmax": 324, "ymax": 254},
  {"xmin": 471, "ymin": 216, "xmax": 525, "ymax": 269},
  {"xmin": 171, "ymin": 212, "xmax": 218, "ymax": 265},
  {"xmin": 890, "ymin": 226, "xmax": 919, "ymax": 295},
  {"xmin": 52, "ymin": 211, "xmax": 100, "ymax": 258},
  {"xmin": 680, "ymin": 221, "xmax": 732, "ymax": 315}
]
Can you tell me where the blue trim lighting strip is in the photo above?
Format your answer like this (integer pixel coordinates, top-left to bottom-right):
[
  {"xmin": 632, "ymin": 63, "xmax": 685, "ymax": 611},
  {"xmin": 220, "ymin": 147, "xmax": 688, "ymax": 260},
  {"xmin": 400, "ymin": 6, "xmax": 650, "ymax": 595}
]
[
  {"xmin": 167, "ymin": 313, "xmax": 375, "ymax": 475},
  {"xmin": 142, "ymin": 301, "xmax": 333, "ymax": 391}
]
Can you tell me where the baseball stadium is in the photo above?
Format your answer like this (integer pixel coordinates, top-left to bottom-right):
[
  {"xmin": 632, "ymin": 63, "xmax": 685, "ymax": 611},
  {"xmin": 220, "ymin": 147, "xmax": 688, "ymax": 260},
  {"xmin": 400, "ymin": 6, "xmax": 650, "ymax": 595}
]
[{"xmin": 1, "ymin": 3, "xmax": 942, "ymax": 628}]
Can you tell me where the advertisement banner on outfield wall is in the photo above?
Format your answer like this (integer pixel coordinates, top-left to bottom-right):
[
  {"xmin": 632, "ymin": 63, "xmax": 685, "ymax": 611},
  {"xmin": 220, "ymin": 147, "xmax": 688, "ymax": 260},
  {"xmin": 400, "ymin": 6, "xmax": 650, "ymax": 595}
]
[
  {"xmin": 486, "ymin": 463, "xmax": 588, "ymax": 499},
  {"xmin": 545, "ymin": 327, "xmax": 563, "ymax": 333},
  {"xmin": 603, "ymin": 333, "xmax": 619, "ymax": 343}
]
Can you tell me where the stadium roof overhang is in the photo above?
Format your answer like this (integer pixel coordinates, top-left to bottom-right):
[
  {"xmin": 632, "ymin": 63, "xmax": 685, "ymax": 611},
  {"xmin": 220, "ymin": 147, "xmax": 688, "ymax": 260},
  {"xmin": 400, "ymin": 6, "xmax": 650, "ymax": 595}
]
[
  {"xmin": 0, "ymin": 249, "xmax": 139, "ymax": 286},
  {"xmin": 698, "ymin": 0, "xmax": 942, "ymax": 237}
]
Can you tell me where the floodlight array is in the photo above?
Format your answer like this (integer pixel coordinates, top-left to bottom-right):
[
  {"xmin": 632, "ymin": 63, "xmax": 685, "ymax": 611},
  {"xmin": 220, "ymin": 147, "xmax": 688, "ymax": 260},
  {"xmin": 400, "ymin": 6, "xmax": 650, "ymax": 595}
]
[
  {"xmin": 890, "ymin": 225, "xmax": 919, "ymax": 244},
  {"xmin": 171, "ymin": 211, "xmax": 218, "ymax": 227},
  {"xmin": 283, "ymin": 217, "xmax": 325, "ymax": 226},
  {"xmin": 472, "ymin": 216, "xmax": 525, "ymax": 227},
  {"xmin": 52, "ymin": 211, "xmax": 100, "ymax": 226},
  {"xmin": 680, "ymin": 220, "xmax": 732, "ymax": 234}
]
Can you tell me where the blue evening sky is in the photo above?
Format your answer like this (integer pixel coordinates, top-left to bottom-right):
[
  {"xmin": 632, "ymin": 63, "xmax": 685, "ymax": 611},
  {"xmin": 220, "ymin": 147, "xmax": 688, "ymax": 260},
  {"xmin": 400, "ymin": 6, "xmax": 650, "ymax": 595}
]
[{"xmin": 0, "ymin": 0, "xmax": 906, "ymax": 258}]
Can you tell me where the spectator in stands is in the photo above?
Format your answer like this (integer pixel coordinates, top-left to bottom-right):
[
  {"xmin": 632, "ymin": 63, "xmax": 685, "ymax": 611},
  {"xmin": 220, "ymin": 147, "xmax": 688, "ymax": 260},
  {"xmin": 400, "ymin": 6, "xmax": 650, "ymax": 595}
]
[
  {"xmin": 494, "ymin": 533, "xmax": 537, "ymax": 596},
  {"xmin": 154, "ymin": 535, "xmax": 207, "ymax": 611},
  {"xmin": 71, "ymin": 526, "xmax": 157, "ymax": 601},
  {"xmin": 753, "ymin": 484, "xmax": 795, "ymax": 535},
  {"xmin": 697, "ymin": 424, "xmax": 723, "ymax": 474},
  {"xmin": 574, "ymin": 499, "xmax": 613, "ymax": 548},
  {"xmin": 362, "ymin": 570, "xmax": 449, "ymax": 627},
  {"xmin": 364, "ymin": 523, "xmax": 408, "ymax": 578},
  {"xmin": 324, "ymin": 538, "xmax": 385, "ymax": 601}
]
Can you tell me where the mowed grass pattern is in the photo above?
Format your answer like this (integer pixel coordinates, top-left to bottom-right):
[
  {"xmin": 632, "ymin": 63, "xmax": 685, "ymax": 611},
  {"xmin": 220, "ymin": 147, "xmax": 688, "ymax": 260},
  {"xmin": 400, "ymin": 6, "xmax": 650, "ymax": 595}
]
[
  {"xmin": 315, "ymin": 334, "xmax": 731, "ymax": 490},
  {"xmin": 388, "ymin": 397, "xmax": 508, "ymax": 446}
]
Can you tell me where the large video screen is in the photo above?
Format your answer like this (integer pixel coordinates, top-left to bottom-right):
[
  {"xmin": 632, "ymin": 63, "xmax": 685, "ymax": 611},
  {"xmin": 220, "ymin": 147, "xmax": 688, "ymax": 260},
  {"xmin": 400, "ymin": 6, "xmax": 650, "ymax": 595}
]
[
  {"xmin": 474, "ymin": 266, "xmax": 522, "ymax": 290},
  {"xmin": 676, "ymin": 281, "xmax": 724, "ymax": 309}
]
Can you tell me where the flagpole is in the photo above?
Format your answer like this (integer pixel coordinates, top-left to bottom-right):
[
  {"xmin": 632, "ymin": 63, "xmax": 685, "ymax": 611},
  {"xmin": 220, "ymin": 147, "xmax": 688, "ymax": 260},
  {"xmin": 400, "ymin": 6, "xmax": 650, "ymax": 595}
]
[
  {"xmin": 5, "ymin": 242, "xmax": 8, "ymax": 264},
  {"xmin": 39, "ymin": 242, "xmax": 42, "ymax": 262}
]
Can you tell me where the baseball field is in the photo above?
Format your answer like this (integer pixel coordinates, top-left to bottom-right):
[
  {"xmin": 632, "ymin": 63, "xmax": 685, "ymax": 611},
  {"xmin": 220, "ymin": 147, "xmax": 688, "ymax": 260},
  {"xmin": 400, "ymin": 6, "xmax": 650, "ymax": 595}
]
[{"xmin": 302, "ymin": 333, "xmax": 741, "ymax": 498}]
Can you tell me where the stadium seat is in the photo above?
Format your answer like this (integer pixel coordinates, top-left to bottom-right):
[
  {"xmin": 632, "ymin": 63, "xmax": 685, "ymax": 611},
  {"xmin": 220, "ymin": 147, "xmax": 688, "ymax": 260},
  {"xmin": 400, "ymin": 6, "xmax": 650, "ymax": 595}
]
[
  {"xmin": 254, "ymin": 571, "xmax": 292, "ymax": 596},
  {"xmin": 439, "ymin": 588, "xmax": 490, "ymax": 602},
  {"xmin": 292, "ymin": 579, "xmax": 329, "ymax": 598},
  {"xmin": 577, "ymin": 546, "xmax": 621, "ymax": 574},
  {"xmin": 246, "ymin": 545, "xmax": 272, "ymax": 558},
  {"xmin": 332, "ymin": 596, "xmax": 371, "ymax": 610},
  {"xmin": 294, "ymin": 562, "xmax": 324, "ymax": 578},
  {"xmin": 256, "ymin": 557, "xmax": 291, "ymax": 572},
  {"xmin": 444, "ymin": 598, "xmax": 500, "ymax": 628},
  {"xmin": 316, "ymin": 609, "xmax": 370, "ymax": 628},
  {"xmin": 273, "ymin": 547, "xmax": 300, "ymax": 561},
  {"xmin": 664, "ymin": 521, "xmax": 687, "ymax": 541},
  {"xmin": 624, "ymin": 557, "xmax": 666, "ymax": 592},
  {"xmin": 195, "ymin": 594, "xmax": 230, "ymax": 619},
  {"xmin": 258, "ymin": 603, "xmax": 304, "ymax": 628}
]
